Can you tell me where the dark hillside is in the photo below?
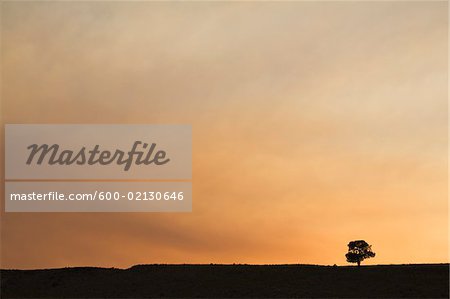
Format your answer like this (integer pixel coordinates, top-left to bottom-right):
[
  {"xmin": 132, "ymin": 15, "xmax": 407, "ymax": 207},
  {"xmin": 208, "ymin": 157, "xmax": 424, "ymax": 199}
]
[{"xmin": 1, "ymin": 264, "xmax": 448, "ymax": 298}]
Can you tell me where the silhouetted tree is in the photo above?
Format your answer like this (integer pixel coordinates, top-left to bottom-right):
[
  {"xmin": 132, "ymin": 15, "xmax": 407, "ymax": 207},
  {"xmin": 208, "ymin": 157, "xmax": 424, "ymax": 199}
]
[{"xmin": 345, "ymin": 240, "xmax": 375, "ymax": 266}]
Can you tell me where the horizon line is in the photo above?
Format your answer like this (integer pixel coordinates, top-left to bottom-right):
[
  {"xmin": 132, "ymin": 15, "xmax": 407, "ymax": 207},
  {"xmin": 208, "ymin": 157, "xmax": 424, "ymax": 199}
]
[{"xmin": 2, "ymin": 262, "xmax": 449, "ymax": 271}]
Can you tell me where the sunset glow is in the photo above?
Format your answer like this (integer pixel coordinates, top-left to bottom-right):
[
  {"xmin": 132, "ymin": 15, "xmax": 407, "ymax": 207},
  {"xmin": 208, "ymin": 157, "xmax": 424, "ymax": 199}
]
[{"xmin": 1, "ymin": 1, "xmax": 447, "ymax": 269}]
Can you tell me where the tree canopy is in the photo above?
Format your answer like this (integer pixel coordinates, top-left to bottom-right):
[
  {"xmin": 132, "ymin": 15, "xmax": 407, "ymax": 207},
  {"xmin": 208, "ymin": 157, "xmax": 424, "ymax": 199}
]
[{"xmin": 345, "ymin": 240, "xmax": 375, "ymax": 266}]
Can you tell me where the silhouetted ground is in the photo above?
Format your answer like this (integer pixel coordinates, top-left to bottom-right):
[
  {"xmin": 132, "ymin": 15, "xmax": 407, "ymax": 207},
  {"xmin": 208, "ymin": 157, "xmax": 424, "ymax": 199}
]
[{"xmin": 1, "ymin": 264, "xmax": 448, "ymax": 298}]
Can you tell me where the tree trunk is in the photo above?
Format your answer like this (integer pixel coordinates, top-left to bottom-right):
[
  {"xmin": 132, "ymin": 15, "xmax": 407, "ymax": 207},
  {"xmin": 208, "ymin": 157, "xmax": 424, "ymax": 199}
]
[{"xmin": 357, "ymin": 261, "xmax": 360, "ymax": 267}]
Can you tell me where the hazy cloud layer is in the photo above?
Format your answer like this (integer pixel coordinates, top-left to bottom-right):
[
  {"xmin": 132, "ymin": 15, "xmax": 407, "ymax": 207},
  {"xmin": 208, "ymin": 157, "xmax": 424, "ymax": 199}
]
[{"xmin": 1, "ymin": 1, "xmax": 447, "ymax": 268}]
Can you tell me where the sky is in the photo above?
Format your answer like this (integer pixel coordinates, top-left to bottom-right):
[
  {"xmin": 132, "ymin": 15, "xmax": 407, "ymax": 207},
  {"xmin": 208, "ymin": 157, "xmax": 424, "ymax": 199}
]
[{"xmin": 0, "ymin": 1, "xmax": 448, "ymax": 269}]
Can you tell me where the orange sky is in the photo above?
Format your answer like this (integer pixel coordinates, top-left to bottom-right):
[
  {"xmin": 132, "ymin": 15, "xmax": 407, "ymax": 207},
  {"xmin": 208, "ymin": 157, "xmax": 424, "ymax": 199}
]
[{"xmin": 1, "ymin": 1, "xmax": 448, "ymax": 269}]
